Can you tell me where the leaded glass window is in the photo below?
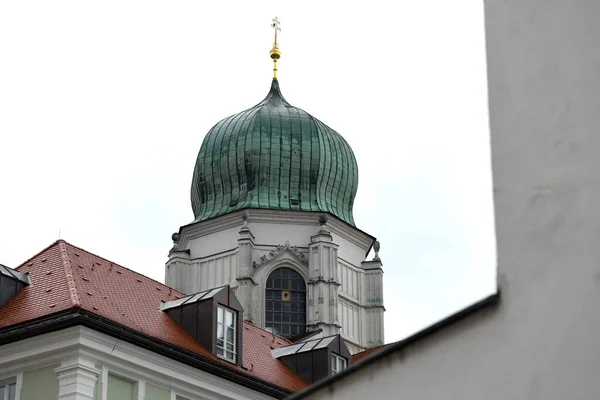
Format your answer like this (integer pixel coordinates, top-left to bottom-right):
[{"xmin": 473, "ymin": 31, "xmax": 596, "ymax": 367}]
[{"xmin": 265, "ymin": 267, "xmax": 306, "ymax": 338}]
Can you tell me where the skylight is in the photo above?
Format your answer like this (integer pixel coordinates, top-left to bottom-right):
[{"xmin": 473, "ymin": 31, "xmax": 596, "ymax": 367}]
[{"xmin": 160, "ymin": 285, "xmax": 227, "ymax": 311}]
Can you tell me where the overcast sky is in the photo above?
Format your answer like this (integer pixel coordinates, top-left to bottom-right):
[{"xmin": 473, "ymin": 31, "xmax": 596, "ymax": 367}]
[{"xmin": 0, "ymin": 1, "xmax": 496, "ymax": 343}]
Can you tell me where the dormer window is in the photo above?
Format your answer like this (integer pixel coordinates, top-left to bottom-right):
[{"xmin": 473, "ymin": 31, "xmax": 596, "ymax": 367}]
[
  {"xmin": 217, "ymin": 306, "xmax": 236, "ymax": 362},
  {"xmin": 272, "ymin": 334, "xmax": 352, "ymax": 383},
  {"xmin": 0, "ymin": 263, "xmax": 31, "ymax": 308},
  {"xmin": 162, "ymin": 285, "xmax": 244, "ymax": 367},
  {"xmin": 331, "ymin": 353, "xmax": 347, "ymax": 375}
]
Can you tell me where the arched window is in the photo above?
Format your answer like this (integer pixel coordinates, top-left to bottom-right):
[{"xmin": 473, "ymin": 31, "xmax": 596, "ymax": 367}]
[{"xmin": 265, "ymin": 267, "xmax": 306, "ymax": 338}]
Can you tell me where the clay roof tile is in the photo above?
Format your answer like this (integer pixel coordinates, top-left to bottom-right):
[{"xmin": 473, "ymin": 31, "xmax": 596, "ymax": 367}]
[{"xmin": 0, "ymin": 240, "xmax": 307, "ymax": 392}]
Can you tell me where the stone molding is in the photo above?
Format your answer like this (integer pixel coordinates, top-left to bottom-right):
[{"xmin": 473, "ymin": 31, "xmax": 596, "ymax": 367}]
[
  {"xmin": 177, "ymin": 209, "xmax": 375, "ymax": 254},
  {"xmin": 168, "ymin": 247, "xmax": 238, "ymax": 265},
  {"xmin": 258, "ymin": 241, "xmax": 307, "ymax": 264},
  {"xmin": 0, "ymin": 326, "xmax": 273, "ymax": 400},
  {"xmin": 54, "ymin": 362, "xmax": 100, "ymax": 400},
  {"xmin": 255, "ymin": 251, "xmax": 309, "ymax": 284},
  {"xmin": 253, "ymin": 244, "xmax": 309, "ymax": 279}
]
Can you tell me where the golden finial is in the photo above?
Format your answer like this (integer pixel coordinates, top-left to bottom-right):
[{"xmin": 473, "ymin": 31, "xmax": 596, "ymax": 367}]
[{"xmin": 270, "ymin": 17, "xmax": 281, "ymax": 79}]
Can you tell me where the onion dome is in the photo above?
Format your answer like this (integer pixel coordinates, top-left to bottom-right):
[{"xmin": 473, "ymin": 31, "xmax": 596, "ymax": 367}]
[
  {"xmin": 190, "ymin": 18, "xmax": 358, "ymax": 225},
  {"xmin": 190, "ymin": 79, "xmax": 358, "ymax": 225}
]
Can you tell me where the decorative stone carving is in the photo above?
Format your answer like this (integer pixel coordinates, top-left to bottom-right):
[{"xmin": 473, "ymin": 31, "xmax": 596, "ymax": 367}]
[
  {"xmin": 373, "ymin": 240, "xmax": 381, "ymax": 261},
  {"xmin": 170, "ymin": 232, "xmax": 181, "ymax": 252},
  {"xmin": 259, "ymin": 241, "xmax": 306, "ymax": 263},
  {"xmin": 318, "ymin": 281, "xmax": 324, "ymax": 303}
]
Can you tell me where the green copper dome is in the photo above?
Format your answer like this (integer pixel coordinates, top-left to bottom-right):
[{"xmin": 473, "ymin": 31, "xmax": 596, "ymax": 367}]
[{"xmin": 191, "ymin": 79, "xmax": 358, "ymax": 225}]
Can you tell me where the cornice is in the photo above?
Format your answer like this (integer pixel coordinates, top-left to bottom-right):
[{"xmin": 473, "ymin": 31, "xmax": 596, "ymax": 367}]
[
  {"xmin": 0, "ymin": 309, "xmax": 294, "ymax": 399},
  {"xmin": 361, "ymin": 260, "xmax": 383, "ymax": 271},
  {"xmin": 178, "ymin": 209, "xmax": 376, "ymax": 257},
  {"xmin": 338, "ymin": 294, "xmax": 361, "ymax": 309},
  {"xmin": 169, "ymin": 248, "xmax": 238, "ymax": 266},
  {"xmin": 338, "ymin": 257, "xmax": 362, "ymax": 271}
]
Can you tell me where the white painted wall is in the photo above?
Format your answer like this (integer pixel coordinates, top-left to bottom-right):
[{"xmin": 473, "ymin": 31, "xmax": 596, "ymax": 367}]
[
  {"xmin": 302, "ymin": 1, "xmax": 600, "ymax": 399},
  {"xmin": 183, "ymin": 218, "xmax": 370, "ymax": 267},
  {"xmin": 0, "ymin": 327, "xmax": 277, "ymax": 400},
  {"xmin": 166, "ymin": 210, "xmax": 384, "ymax": 350}
]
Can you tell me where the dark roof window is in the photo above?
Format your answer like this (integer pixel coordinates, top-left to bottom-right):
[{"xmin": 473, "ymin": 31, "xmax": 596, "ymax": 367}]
[
  {"xmin": 0, "ymin": 264, "xmax": 30, "ymax": 308},
  {"xmin": 160, "ymin": 286, "xmax": 226, "ymax": 311},
  {"xmin": 272, "ymin": 334, "xmax": 351, "ymax": 383},
  {"xmin": 163, "ymin": 285, "xmax": 244, "ymax": 367}
]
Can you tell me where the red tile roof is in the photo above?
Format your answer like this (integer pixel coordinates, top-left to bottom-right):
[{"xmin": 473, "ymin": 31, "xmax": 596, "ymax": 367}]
[
  {"xmin": 0, "ymin": 240, "xmax": 306, "ymax": 392},
  {"xmin": 352, "ymin": 343, "xmax": 393, "ymax": 364}
]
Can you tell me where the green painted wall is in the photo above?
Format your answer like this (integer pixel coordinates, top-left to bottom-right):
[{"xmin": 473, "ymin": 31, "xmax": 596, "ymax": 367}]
[
  {"xmin": 107, "ymin": 374, "xmax": 135, "ymax": 400},
  {"xmin": 145, "ymin": 383, "xmax": 170, "ymax": 400},
  {"xmin": 21, "ymin": 364, "xmax": 59, "ymax": 400}
]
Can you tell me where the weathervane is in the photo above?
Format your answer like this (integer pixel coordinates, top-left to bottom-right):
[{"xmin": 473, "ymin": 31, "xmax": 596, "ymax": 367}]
[{"xmin": 270, "ymin": 17, "xmax": 281, "ymax": 79}]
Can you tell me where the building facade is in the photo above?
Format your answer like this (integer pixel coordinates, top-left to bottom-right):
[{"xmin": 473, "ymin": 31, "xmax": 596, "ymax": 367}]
[
  {"xmin": 289, "ymin": 1, "xmax": 600, "ymax": 399},
  {"xmin": 0, "ymin": 24, "xmax": 382, "ymax": 399},
  {"xmin": 166, "ymin": 75, "xmax": 384, "ymax": 353}
]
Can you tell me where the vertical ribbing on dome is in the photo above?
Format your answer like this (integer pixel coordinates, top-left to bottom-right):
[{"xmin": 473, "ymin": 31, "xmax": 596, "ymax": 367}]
[{"xmin": 190, "ymin": 80, "xmax": 358, "ymax": 226}]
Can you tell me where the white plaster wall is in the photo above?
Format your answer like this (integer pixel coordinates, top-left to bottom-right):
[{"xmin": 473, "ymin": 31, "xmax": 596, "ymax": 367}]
[
  {"xmin": 337, "ymin": 261, "xmax": 360, "ymax": 301},
  {"xmin": 194, "ymin": 252, "xmax": 238, "ymax": 291},
  {"xmin": 249, "ymin": 222, "xmax": 315, "ymax": 249},
  {"xmin": 170, "ymin": 211, "xmax": 383, "ymax": 347},
  {"xmin": 187, "ymin": 226, "xmax": 240, "ymax": 258},
  {"xmin": 166, "ymin": 251, "xmax": 238, "ymax": 293},
  {"xmin": 337, "ymin": 298, "xmax": 359, "ymax": 343},
  {"xmin": 181, "ymin": 213, "xmax": 372, "ymax": 270},
  {"xmin": 329, "ymin": 233, "xmax": 367, "ymax": 265},
  {"xmin": 187, "ymin": 221, "xmax": 368, "ymax": 267},
  {"xmin": 305, "ymin": 1, "xmax": 600, "ymax": 399}
]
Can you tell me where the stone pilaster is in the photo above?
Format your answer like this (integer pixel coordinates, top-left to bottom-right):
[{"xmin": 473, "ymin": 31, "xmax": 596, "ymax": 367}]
[
  {"xmin": 236, "ymin": 211, "xmax": 256, "ymax": 321},
  {"xmin": 361, "ymin": 252, "xmax": 385, "ymax": 347},
  {"xmin": 54, "ymin": 362, "xmax": 100, "ymax": 400},
  {"xmin": 165, "ymin": 232, "xmax": 192, "ymax": 293},
  {"xmin": 307, "ymin": 215, "xmax": 341, "ymax": 336}
]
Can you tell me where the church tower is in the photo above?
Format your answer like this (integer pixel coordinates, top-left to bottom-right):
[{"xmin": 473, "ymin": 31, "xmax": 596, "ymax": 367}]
[{"xmin": 166, "ymin": 19, "xmax": 384, "ymax": 353}]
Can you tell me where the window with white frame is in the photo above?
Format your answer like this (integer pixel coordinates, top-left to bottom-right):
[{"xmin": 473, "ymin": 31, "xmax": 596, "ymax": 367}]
[
  {"xmin": 331, "ymin": 353, "xmax": 347, "ymax": 375},
  {"xmin": 217, "ymin": 306, "xmax": 236, "ymax": 362},
  {"xmin": 0, "ymin": 381, "xmax": 16, "ymax": 400}
]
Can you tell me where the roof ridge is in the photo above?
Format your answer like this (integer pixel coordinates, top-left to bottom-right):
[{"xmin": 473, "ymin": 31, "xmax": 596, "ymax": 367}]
[
  {"xmin": 58, "ymin": 240, "xmax": 81, "ymax": 308},
  {"xmin": 242, "ymin": 320, "xmax": 292, "ymax": 345},
  {"xmin": 15, "ymin": 240, "xmax": 62, "ymax": 270},
  {"xmin": 61, "ymin": 240, "xmax": 186, "ymax": 297}
]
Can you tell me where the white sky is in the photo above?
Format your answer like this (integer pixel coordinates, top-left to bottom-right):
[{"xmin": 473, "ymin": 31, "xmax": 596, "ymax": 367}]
[{"xmin": 0, "ymin": 1, "xmax": 496, "ymax": 343}]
